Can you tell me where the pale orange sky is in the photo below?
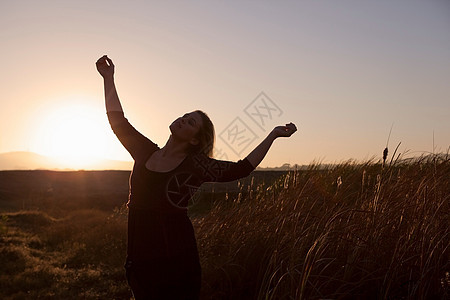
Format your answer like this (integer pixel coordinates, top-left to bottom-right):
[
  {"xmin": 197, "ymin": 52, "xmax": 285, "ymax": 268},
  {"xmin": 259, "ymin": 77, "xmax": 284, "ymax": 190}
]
[{"xmin": 1, "ymin": 0, "xmax": 449, "ymax": 169}]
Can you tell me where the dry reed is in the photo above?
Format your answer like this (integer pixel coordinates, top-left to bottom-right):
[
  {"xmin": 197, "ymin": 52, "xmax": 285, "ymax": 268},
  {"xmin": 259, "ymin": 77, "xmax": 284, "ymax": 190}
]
[{"xmin": 194, "ymin": 154, "xmax": 449, "ymax": 299}]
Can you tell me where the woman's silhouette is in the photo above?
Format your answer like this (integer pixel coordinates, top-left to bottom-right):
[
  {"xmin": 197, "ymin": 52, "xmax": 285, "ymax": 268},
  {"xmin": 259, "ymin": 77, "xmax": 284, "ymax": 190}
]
[{"xmin": 96, "ymin": 55, "xmax": 297, "ymax": 299}]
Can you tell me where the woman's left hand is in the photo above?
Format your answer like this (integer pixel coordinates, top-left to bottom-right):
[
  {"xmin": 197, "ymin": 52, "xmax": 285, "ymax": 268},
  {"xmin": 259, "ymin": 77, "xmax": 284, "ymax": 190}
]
[{"xmin": 272, "ymin": 122, "xmax": 297, "ymax": 138}]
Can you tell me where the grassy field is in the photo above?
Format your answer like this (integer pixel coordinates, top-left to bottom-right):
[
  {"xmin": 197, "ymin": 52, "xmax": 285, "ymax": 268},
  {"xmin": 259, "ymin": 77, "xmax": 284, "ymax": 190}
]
[{"xmin": 0, "ymin": 155, "xmax": 449, "ymax": 299}]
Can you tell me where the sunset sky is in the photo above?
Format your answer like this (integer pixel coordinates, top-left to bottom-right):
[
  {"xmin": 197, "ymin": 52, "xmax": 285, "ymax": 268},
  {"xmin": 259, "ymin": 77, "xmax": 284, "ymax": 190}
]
[{"xmin": 1, "ymin": 0, "xmax": 449, "ymax": 169}]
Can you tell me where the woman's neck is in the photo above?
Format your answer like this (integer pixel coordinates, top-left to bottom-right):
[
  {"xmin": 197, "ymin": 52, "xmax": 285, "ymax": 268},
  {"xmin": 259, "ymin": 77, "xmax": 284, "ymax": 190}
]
[{"xmin": 160, "ymin": 136, "xmax": 190, "ymax": 158}]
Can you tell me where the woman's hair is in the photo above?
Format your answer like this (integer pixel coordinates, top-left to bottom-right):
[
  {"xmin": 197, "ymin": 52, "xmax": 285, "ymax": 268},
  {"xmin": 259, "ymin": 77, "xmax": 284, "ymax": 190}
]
[{"xmin": 189, "ymin": 110, "xmax": 215, "ymax": 157}]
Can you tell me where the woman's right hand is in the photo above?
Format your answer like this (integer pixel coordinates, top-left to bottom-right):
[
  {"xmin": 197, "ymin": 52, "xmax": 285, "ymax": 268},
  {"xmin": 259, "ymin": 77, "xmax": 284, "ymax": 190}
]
[{"xmin": 96, "ymin": 55, "xmax": 115, "ymax": 79}]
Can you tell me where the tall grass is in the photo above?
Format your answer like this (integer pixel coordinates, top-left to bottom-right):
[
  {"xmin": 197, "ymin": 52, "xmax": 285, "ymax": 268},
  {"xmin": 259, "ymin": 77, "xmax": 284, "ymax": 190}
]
[
  {"xmin": 195, "ymin": 154, "xmax": 449, "ymax": 299},
  {"xmin": 1, "ymin": 155, "xmax": 448, "ymax": 299},
  {"xmin": 0, "ymin": 208, "xmax": 131, "ymax": 299}
]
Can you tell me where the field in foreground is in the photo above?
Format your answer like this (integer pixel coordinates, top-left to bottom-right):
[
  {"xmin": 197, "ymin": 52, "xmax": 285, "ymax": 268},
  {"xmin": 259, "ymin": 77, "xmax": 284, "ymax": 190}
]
[{"xmin": 0, "ymin": 155, "xmax": 449, "ymax": 299}]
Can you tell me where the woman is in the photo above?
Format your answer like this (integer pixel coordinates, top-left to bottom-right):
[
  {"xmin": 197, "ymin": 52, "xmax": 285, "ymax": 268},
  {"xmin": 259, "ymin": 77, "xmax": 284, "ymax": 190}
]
[{"xmin": 96, "ymin": 55, "xmax": 297, "ymax": 299}]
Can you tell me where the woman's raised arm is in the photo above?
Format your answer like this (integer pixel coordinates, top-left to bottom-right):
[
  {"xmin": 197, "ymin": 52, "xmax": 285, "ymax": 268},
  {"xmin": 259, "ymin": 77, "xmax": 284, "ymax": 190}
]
[
  {"xmin": 245, "ymin": 123, "xmax": 297, "ymax": 168},
  {"xmin": 96, "ymin": 55, "xmax": 123, "ymax": 113},
  {"xmin": 96, "ymin": 55, "xmax": 158, "ymax": 160}
]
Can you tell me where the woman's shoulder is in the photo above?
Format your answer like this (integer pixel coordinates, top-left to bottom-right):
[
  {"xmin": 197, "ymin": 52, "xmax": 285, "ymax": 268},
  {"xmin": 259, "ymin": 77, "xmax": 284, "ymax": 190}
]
[
  {"xmin": 186, "ymin": 152, "xmax": 254, "ymax": 182},
  {"xmin": 189, "ymin": 152, "xmax": 218, "ymax": 168},
  {"xmin": 186, "ymin": 153, "xmax": 230, "ymax": 180},
  {"xmin": 134, "ymin": 144, "xmax": 160, "ymax": 164}
]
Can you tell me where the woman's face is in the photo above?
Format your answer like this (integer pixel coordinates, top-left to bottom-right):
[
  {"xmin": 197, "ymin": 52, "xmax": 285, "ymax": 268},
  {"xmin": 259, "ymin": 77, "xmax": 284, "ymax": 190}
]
[{"xmin": 169, "ymin": 111, "xmax": 203, "ymax": 145}]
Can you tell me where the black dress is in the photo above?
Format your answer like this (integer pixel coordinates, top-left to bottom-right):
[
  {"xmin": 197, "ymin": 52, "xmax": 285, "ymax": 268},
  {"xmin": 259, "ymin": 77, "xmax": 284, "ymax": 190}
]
[{"xmin": 108, "ymin": 111, "xmax": 255, "ymax": 299}]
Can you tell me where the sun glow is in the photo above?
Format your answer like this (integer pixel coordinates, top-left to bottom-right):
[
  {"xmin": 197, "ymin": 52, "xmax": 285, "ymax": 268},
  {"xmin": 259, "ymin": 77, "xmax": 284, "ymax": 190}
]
[{"xmin": 32, "ymin": 97, "xmax": 116, "ymax": 169}]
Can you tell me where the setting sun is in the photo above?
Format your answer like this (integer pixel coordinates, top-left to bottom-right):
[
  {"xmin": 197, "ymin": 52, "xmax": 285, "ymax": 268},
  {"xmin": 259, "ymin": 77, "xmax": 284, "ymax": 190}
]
[{"xmin": 31, "ymin": 97, "xmax": 115, "ymax": 169}]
